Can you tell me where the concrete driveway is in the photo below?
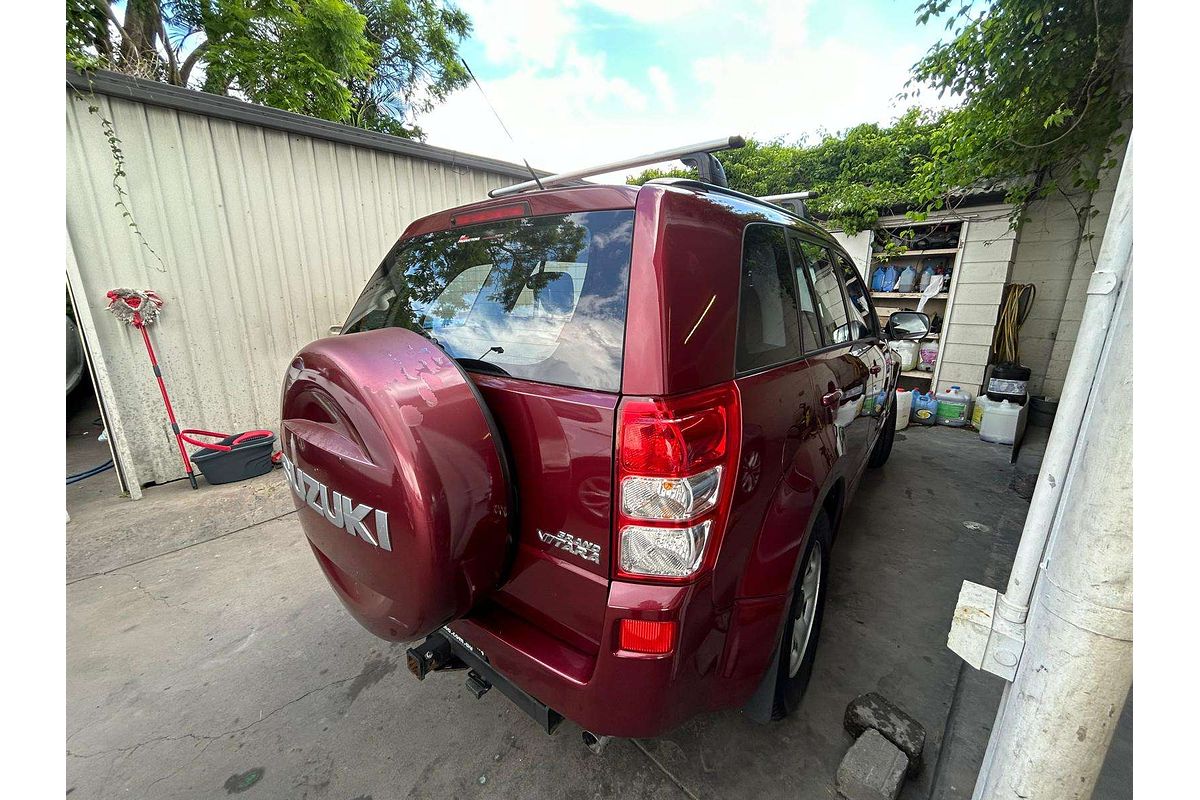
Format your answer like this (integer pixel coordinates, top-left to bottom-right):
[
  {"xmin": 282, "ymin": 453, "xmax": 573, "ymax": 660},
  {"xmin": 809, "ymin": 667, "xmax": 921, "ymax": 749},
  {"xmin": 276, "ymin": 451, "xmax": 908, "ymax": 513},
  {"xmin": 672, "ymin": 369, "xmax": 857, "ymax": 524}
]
[{"xmin": 66, "ymin": 415, "xmax": 1130, "ymax": 799}]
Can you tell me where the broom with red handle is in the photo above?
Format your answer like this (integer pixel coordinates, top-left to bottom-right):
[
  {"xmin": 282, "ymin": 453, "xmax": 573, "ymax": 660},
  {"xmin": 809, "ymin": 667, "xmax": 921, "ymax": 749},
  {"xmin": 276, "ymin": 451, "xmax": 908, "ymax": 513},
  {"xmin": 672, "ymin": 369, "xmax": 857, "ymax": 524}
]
[{"xmin": 105, "ymin": 289, "xmax": 199, "ymax": 490}]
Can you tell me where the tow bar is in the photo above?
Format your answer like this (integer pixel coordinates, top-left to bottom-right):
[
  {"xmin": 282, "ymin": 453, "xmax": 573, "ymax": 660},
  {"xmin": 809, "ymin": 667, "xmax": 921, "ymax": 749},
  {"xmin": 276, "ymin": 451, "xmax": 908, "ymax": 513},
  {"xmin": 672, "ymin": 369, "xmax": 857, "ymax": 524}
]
[{"xmin": 406, "ymin": 629, "xmax": 564, "ymax": 735}]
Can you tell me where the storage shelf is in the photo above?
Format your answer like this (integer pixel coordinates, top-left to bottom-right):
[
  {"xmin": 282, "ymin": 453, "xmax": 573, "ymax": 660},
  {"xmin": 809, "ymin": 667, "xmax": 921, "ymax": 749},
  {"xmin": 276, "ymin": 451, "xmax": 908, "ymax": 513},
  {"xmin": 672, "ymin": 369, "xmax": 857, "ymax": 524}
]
[
  {"xmin": 873, "ymin": 292, "xmax": 950, "ymax": 300},
  {"xmin": 900, "ymin": 369, "xmax": 934, "ymax": 380},
  {"xmin": 873, "ymin": 247, "xmax": 959, "ymax": 258}
]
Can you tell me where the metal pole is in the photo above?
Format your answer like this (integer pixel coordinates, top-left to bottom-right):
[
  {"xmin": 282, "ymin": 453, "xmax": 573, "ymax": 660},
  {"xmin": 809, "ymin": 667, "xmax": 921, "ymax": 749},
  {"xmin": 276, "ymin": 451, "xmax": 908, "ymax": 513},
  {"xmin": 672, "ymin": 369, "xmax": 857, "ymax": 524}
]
[
  {"xmin": 973, "ymin": 143, "xmax": 1133, "ymax": 799},
  {"xmin": 488, "ymin": 135, "xmax": 745, "ymax": 197}
]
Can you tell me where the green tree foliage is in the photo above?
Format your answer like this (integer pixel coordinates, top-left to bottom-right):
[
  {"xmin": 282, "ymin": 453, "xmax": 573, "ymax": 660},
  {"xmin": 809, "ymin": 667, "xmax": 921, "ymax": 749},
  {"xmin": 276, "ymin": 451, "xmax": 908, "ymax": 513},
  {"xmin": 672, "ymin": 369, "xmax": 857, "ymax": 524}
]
[
  {"xmin": 66, "ymin": 1, "xmax": 472, "ymax": 138},
  {"xmin": 630, "ymin": 0, "xmax": 1131, "ymax": 234},
  {"xmin": 629, "ymin": 110, "xmax": 943, "ymax": 233},
  {"xmin": 908, "ymin": 0, "xmax": 1132, "ymax": 213}
]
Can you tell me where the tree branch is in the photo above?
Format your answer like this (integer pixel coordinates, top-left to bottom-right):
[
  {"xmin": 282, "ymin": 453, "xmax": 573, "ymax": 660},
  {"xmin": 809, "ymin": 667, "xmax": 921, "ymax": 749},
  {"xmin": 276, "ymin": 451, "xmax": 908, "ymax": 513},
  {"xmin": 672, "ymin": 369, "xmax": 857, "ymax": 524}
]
[
  {"xmin": 180, "ymin": 42, "xmax": 209, "ymax": 87},
  {"xmin": 92, "ymin": 0, "xmax": 141, "ymax": 63}
]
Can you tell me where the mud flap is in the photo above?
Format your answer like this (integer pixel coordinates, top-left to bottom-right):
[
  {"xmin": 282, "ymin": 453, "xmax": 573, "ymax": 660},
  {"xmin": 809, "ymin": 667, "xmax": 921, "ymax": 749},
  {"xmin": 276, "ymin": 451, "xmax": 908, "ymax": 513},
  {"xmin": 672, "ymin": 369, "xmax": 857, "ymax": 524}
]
[{"xmin": 741, "ymin": 638, "xmax": 782, "ymax": 724}]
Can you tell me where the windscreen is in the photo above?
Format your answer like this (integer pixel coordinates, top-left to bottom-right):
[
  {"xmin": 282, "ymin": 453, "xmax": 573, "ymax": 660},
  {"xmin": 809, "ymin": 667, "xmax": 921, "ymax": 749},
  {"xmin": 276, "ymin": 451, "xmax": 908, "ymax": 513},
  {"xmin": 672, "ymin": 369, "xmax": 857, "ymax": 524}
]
[{"xmin": 343, "ymin": 210, "xmax": 634, "ymax": 392}]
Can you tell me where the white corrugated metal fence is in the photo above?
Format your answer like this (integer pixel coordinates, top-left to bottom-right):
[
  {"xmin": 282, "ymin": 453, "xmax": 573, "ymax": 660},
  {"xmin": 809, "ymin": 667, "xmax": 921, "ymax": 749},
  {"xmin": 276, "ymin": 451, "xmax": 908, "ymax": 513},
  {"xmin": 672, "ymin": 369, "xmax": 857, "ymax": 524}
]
[{"xmin": 66, "ymin": 71, "xmax": 525, "ymax": 496}]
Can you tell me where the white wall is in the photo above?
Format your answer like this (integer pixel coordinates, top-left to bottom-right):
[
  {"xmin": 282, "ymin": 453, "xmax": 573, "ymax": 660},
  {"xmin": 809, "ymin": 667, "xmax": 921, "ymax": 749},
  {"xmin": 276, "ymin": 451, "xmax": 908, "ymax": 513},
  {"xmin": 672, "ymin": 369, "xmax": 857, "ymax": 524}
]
[{"xmin": 67, "ymin": 78, "xmax": 523, "ymax": 493}]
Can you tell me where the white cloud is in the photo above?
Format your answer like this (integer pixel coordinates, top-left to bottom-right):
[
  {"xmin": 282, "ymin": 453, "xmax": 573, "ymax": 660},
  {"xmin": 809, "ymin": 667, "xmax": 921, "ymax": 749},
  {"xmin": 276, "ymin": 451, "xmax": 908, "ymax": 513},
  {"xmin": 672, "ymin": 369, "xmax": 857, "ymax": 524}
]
[
  {"xmin": 584, "ymin": 0, "xmax": 715, "ymax": 24},
  {"xmin": 420, "ymin": 0, "xmax": 949, "ymax": 184},
  {"xmin": 455, "ymin": 0, "xmax": 580, "ymax": 69},
  {"xmin": 647, "ymin": 66, "xmax": 676, "ymax": 114}
]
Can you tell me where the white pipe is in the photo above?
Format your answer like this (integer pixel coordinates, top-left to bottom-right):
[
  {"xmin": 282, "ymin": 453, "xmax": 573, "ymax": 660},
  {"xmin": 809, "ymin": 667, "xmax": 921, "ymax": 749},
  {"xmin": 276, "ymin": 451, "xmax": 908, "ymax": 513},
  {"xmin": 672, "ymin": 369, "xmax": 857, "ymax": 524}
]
[
  {"xmin": 488, "ymin": 135, "xmax": 746, "ymax": 197},
  {"xmin": 995, "ymin": 138, "xmax": 1134, "ymax": 625}
]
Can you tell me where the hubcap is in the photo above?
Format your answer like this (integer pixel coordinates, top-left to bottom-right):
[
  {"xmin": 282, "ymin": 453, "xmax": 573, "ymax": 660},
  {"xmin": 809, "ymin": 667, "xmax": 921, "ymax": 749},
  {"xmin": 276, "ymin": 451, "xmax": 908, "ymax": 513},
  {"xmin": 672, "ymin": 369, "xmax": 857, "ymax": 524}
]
[{"xmin": 788, "ymin": 542, "xmax": 823, "ymax": 677}]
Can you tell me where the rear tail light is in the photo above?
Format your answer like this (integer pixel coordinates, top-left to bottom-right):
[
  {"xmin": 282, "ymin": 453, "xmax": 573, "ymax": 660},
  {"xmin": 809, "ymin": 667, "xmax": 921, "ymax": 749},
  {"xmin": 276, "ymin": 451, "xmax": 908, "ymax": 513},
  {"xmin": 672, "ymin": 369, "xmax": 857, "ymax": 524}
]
[
  {"xmin": 614, "ymin": 383, "xmax": 741, "ymax": 582},
  {"xmin": 619, "ymin": 619, "xmax": 676, "ymax": 654}
]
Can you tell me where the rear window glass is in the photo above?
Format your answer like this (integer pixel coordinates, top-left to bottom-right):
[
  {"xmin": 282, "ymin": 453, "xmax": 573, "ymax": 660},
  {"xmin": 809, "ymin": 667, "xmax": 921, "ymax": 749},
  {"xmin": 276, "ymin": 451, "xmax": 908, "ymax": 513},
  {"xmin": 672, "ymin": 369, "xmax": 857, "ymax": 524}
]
[
  {"xmin": 736, "ymin": 225, "xmax": 802, "ymax": 372},
  {"xmin": 343, "ymin": 210, "xmax": 634, "ymax": 392}
]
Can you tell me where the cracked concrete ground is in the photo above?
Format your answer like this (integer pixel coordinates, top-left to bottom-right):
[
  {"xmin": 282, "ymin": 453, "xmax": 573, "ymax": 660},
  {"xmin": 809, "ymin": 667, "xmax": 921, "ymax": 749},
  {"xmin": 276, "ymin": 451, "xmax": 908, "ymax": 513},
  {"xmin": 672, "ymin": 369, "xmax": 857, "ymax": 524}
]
[{"xmin": 67, "ymin": 395, "xmax": 1130, "ymax": 799}]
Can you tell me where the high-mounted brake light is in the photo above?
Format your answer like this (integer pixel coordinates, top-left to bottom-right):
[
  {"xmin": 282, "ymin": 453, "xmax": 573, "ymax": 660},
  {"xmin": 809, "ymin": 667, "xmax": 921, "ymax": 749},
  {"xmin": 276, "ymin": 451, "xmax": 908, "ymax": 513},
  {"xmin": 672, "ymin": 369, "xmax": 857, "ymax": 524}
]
[
  {"xmin": 450, "ymin": 201, "xmax": 531, "ymax": 227},
  {"xmin": 619, "ymin": 619, "xmax": 676, "ymax": 654},
  {"xmin": 615, "ymin": 383, "xmax": 741, "ymax": 582}
]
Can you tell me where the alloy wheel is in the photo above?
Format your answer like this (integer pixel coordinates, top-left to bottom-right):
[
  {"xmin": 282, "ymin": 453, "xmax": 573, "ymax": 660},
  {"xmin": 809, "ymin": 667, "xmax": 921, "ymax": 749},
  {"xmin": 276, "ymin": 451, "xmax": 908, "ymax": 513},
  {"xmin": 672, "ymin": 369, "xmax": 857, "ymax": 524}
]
[{"xmin": 788, "ymin": 541, "xmax": 823, "ymax": 677}]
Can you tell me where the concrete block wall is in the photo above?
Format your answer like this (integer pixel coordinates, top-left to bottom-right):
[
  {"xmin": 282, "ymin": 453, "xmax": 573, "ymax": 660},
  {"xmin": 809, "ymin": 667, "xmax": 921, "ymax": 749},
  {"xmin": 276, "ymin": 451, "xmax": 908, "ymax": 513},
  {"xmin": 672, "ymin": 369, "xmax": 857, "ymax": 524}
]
[{"xmin": 1008, "ymin": 145, "xmax": 1126, "ymax": 397}]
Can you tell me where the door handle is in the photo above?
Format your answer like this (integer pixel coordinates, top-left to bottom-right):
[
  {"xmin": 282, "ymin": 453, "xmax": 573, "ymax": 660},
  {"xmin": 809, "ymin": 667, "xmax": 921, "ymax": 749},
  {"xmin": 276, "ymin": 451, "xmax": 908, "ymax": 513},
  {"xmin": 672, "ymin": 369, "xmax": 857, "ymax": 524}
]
[
  {"xmin": 869, "ymin": 365, "xmax": 882, "ymax": 375},
  {"xmin": 821, "ymin": 390, "xmax": 843, "ymax": 408}
]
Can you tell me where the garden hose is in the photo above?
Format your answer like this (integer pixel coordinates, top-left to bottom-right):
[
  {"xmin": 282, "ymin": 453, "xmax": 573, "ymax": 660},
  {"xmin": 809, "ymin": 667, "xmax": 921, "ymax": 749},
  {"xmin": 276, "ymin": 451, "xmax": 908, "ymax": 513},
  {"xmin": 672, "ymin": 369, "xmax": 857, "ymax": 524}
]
[
  {"xmin": 67, "ymin": 459, "xmax": 114, "ymax": 485},
  {"xmin": 991, "ymin": 284, "xmax": 1036, "ymax": 365}
]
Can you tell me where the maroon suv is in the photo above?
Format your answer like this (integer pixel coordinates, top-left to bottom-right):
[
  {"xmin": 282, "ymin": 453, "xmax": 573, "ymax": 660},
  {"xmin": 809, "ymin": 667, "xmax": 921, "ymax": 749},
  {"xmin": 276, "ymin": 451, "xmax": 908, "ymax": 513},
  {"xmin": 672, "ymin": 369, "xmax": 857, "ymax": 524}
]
[{"xmin": 280, "ymin": 178, "xmax": 928, "ymax": 741}]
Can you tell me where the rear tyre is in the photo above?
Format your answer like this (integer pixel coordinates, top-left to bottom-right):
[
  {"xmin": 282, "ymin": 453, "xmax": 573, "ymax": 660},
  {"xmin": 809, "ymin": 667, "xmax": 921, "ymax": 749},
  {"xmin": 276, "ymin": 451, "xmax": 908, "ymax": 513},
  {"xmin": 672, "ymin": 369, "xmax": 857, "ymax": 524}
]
[
  {"xmin": 771, "ymin": 511, "xmax": 832, "ymax": 720},
  {"xmin": 867, "ymin": 399, "xmax": 896, "ymax": 469}
]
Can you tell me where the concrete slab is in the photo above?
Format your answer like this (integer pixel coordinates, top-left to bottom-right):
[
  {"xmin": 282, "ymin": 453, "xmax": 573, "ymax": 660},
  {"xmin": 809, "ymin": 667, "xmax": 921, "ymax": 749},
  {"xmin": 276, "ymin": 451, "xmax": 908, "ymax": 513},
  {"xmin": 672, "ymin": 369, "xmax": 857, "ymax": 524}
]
[
  {"xmin": 65, "ymin": 423, "xmax": 1132, "ymax": 799},
  {"xmin": 67, "ymin": 394, "xmax": 292, "ymax": 582}
]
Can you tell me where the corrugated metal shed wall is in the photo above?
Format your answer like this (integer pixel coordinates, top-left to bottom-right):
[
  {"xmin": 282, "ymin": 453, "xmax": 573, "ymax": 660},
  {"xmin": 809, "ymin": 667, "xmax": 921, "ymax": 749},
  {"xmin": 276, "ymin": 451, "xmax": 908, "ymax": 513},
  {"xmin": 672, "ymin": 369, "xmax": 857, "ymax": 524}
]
[{"xmin": 66, "ymin": 74, "xmax": 523, "ymax": 493}]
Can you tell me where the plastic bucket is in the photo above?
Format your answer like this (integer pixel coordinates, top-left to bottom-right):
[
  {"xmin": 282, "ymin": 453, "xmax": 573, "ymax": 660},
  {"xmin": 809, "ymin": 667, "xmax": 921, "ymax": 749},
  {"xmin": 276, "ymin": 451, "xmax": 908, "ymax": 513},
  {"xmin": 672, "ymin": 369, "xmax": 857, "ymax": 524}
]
[
  {"xmin": 1029, "ymin": 396, "xmax": 1059, "ymax": 428},
  {"xmin": 183, "ymin": 429, "xmax": 277, "ymax": 485}
]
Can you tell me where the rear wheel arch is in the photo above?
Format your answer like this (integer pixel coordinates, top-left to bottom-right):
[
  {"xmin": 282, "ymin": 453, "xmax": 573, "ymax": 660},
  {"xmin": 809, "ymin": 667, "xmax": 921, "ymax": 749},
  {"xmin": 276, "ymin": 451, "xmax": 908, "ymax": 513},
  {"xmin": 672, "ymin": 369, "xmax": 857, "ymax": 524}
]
[{"xmin": 735, "ymin": 470, "xmax": 846, "ymax": 601}]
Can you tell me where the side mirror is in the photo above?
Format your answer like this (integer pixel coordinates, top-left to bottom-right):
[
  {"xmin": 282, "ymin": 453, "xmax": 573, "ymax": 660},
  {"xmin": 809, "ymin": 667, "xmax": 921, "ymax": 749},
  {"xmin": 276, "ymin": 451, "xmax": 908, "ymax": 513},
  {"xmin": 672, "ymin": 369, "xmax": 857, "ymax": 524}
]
[{"xmin": 885, "ymin": 311, "xmax": 930, "ymax": 340}]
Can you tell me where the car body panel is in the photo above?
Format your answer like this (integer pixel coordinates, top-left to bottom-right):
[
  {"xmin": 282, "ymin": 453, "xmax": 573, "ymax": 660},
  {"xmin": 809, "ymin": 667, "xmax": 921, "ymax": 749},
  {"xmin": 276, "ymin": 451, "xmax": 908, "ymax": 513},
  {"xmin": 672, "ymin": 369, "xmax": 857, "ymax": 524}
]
[{"xmin": 292, "ymin": 180, "xmax": 896, "ymax": 737}]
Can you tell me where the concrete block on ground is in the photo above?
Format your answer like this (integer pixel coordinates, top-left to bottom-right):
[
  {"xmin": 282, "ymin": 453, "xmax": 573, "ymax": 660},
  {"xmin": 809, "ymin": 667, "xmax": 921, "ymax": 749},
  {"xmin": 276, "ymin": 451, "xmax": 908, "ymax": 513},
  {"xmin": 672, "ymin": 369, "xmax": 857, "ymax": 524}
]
[
  {"xmin": 844, "ymin": 692, "xmax": 926, "ymax": 776},
  {"xmin": 836, "ymin": 728, "xmax": 908, "ymax": 800}
]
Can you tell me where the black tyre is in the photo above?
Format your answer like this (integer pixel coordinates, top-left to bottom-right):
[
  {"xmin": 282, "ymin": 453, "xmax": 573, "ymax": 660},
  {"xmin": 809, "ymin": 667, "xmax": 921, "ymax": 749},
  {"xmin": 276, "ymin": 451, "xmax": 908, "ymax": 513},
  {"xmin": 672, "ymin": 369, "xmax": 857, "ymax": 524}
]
[
  {"xmin": 771, "ymin": 511, "xmax": 832, "ymax": 720},
  {"xmin": 867, "ymin": 399, "xmax": 896, "ymax": 469}
]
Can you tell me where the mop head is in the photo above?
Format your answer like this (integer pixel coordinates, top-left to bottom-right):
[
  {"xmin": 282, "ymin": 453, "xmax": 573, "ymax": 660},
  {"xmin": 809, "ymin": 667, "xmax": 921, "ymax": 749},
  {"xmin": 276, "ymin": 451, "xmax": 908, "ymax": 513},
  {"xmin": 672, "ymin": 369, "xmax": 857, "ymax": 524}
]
[{"xmin": 105, "ymin": 288, "xmax": 164, "ymax": 328}]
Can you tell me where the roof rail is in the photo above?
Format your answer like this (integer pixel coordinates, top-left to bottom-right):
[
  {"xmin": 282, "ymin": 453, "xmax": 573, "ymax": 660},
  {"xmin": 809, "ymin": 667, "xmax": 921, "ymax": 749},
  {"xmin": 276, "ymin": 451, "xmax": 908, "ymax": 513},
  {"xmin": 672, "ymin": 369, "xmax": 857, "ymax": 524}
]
[
  {"xmin": 758, "ymin": 190, "xmax": 817, "ymax": 220},
  {"xmin": 488, "ymin": 135, "xmax": 746, "ymax": 198}
]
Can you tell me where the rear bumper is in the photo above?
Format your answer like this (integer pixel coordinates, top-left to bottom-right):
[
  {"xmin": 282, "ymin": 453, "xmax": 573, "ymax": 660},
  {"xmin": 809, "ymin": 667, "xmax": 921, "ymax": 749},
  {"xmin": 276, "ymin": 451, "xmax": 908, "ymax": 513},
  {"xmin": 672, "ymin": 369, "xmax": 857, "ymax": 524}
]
[{"xmin": 446, "ymin": 579, "xmax": 789, "ymax": 738}]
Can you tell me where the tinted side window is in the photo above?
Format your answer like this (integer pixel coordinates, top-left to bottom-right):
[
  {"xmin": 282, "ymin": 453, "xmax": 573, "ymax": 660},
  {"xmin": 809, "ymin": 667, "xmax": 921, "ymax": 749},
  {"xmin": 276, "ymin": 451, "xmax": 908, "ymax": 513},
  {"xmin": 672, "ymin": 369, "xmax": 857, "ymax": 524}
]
[
  {"xmin": 835, "ymin": 252, "xmax": 876, "ymax": 340},
  {"xmin": 784, "ymin": 235, "xmax": 824, "ymax": 352},
  {"xmin": 737, "ymin": 225, "xmax": 801, "ymax": 372},
  {"xmin": 796, "ymin": 240, "xmax": 853, "ymax": 345}
]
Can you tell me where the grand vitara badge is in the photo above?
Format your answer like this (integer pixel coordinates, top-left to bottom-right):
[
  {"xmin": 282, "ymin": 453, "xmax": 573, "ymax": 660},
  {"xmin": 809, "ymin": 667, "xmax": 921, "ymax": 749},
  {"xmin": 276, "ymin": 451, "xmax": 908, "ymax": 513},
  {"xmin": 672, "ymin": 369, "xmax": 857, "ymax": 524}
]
[
  {"xmin": 537, "ymin": 529, "xmax": 600, "ymax": 564},
  {"xmin": 282, "ymin": 453, "xmax": 391, "ymax": 551}
]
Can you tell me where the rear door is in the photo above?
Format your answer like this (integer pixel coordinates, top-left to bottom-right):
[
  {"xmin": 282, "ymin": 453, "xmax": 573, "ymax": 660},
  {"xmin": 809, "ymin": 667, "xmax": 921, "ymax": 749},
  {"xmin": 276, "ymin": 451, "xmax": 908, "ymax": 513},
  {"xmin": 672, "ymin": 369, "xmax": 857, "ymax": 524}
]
[
  {"xmin": 789, "ymin": 235, "xmax": 872, "ymax": 470},
  {"xmin": 731, "ymin": 224, "xmax": 828, "ymax": 593},
  {"xmin": 341, "ymin": 209, "xmax": 635, "ymax": 656},
  {"xmin": 831, "ymin": 249, "xmax": 890, "ymax": 451}
]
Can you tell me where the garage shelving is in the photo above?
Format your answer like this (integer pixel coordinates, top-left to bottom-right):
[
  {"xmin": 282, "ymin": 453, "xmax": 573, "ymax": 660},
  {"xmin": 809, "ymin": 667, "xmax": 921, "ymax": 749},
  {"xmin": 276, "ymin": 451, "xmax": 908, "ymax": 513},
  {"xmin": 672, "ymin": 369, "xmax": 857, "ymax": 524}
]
[{"xmin": 869, "ymin": 220, "xmax": 969, "ymax": 389}]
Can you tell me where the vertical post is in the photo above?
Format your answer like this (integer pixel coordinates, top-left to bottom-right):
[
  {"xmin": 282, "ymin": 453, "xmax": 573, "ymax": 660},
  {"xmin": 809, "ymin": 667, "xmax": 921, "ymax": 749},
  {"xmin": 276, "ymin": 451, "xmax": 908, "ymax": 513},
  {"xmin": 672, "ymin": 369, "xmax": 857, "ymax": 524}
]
[{"xmin": 973, "ymin": 146, "xmax": 1133, "ymax": 798}]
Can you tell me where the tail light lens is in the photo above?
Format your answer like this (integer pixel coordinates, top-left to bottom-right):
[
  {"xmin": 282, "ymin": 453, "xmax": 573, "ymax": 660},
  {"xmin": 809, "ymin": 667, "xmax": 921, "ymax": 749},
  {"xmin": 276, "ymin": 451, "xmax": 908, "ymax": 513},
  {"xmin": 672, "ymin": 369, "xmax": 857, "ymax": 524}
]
[
  {"xmin": 619, "ymin": 619, "xmax": 676, "ymax": 654},
  {"xmin": 615, "ymin": 383, "xmax": 741, "ymax": 582}
]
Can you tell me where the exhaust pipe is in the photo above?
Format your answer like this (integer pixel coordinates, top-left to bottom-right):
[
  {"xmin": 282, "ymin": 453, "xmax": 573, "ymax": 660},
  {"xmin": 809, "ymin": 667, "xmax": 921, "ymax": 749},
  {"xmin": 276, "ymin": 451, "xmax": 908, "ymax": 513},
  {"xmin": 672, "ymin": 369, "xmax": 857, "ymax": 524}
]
[{"xmin": 581, "ymin": 730, "xmax": 613, "ymax": 755}]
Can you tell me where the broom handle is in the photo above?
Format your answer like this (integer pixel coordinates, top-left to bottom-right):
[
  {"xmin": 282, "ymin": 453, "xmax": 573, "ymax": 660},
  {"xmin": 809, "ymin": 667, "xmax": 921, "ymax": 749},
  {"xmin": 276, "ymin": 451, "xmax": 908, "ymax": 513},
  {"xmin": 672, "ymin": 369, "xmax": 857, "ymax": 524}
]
[{"xmin": 140, "ymin": 325, "xmax": 199, "ymax": 490}]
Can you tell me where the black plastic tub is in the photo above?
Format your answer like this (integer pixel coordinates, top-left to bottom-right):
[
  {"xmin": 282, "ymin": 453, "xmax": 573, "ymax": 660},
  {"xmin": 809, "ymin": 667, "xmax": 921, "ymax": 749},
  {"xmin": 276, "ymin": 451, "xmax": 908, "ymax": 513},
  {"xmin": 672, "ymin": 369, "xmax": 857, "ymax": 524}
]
[
  {"xmin": 1029, "ymin": 396, "xmax": 1059, "ymax": 429},
  {"xmin": 188, "ymin": 432, "xmax": 276, "ymax": 485}
]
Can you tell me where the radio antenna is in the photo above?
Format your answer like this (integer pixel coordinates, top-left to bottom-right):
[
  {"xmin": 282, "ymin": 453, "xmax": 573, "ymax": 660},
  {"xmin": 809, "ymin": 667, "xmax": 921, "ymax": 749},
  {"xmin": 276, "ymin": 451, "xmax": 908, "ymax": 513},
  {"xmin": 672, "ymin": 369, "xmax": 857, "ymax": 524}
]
[{"xmin": 461, "ymin": 58, "xmax": 544, "ymax": 189}]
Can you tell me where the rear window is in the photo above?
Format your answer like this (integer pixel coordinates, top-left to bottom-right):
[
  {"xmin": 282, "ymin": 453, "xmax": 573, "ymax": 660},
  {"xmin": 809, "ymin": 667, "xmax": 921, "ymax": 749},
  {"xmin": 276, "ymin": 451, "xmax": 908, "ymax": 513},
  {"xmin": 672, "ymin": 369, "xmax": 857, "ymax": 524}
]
[{"xmin": 343, "ymin": 210, "xmax": 634, "ymax": 392}]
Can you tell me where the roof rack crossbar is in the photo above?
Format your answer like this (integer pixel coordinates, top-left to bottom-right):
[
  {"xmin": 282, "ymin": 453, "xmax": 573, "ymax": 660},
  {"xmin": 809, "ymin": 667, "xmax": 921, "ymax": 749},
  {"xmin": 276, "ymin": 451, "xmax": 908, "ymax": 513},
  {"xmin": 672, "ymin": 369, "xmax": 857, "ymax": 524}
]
[
  {"xmin": 758, "ymin": 190, "xmax": 817, "ymax": 221},
  {"xmin": 488, "ymin": 135, "xmax": 746, "ymax": 198}
]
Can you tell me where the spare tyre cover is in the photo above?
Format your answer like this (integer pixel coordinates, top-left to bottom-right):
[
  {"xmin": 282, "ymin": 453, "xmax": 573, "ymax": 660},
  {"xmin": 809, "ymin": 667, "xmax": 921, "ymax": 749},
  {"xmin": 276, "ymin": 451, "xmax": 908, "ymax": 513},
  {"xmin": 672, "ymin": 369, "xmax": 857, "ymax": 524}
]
[{"xmin": 280, "ymin": 328, "xmax": 513, "ymax": 642}]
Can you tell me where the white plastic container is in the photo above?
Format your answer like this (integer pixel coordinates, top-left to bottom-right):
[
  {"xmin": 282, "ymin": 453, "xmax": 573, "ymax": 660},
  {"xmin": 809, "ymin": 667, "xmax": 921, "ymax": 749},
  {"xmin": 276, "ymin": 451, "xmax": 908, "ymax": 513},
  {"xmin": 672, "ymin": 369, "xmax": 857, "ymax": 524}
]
[
  {"xmin": 896, "ymin": 265, "xmax": 918, "ymax": 292},
  {"xmin": 971, "ymin": 395, "xmax": 998, "ymax": 431},
  {"xmin": 917, "ymin": 339, "xmax": 938, "ymax": 372},
  {"xmin": 935, "ymin": 385, "xmax": 973, "ymax": 427},
  {"xmin": 889, "ymin": 340, "xmax": 919, "ymax": 371},
  {"xmin": 980, "ymin": 398, "xmax": 1021, "ymax": 444},
  {"xmin": 894, "ymin": 389, "xmax": 913, "ymax": 431}
]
